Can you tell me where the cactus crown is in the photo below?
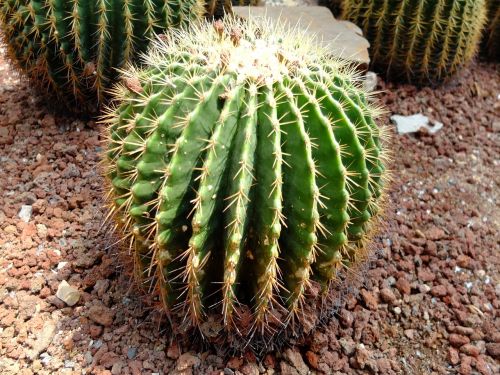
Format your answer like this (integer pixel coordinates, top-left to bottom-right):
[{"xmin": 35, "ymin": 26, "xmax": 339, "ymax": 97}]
[
  {"xmin": 103, "ymin": 16, "xmax": 390, "ymax": 348},
  {"xmin": 0, "ymin": 0, "xmax": 208, "ymax": 111},
  {"xmin": 343, "ymin": 0, "xmax": 487, "ymax": 84}
]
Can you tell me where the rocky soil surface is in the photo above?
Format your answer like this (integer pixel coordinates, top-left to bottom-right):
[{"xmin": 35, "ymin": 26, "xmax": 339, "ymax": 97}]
[{"xmin": 0, "ymin": 41, "xmax": 499, "ymax": 375}]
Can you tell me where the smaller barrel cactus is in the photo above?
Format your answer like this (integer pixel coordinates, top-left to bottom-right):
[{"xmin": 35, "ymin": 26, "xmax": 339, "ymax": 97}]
[
  {"xmin": 0, "ymin": 0, "xmax": 231, "ymax": 111},
  {"xmin": 103, "ymin": 16, "xmax": 390, "ymax": 348},
  {"xmin": 232, "ymin": 0, "xmax": 260, "ymax": 5},
  {"xmin": 325, "ymin": 0, "xmax": 343, "ymax": 16},
  {"xmin": 483, "ymin": 0, "xmax": 500, "ymax": 60},
  {"xmin": 342, "ymin": 0, "xmax": 487, "ymax": 84}
]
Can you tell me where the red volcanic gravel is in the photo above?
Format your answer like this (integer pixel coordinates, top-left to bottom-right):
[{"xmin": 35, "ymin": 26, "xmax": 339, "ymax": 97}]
[{"xmin": 0, "ymin": 46, "xmax": 499, "ymax": 374}]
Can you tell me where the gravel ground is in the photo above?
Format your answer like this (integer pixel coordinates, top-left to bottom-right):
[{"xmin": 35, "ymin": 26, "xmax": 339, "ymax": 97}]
[{"xmin": 0, "ymin": 38, "xmax": 499, "ymax": 375}]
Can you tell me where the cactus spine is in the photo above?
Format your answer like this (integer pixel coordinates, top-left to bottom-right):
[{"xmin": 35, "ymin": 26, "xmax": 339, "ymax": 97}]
[
  {"xmin": 103, "ymin": 17, "xmax": 390, "ymax": 344},
  {"xmin": 483, "ymin": 0, "xmax": 500, "ymax": 60},
  {"xmin": 342, "ymin": 0, "xmax": 487, "ymax": 84},
  {"xmin": 0, "ymin": 0, "xmax": 225, "ymax": 111}
]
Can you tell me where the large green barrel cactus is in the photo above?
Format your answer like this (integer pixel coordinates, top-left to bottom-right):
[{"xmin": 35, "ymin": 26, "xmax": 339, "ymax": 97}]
[
  {"xmin": 483, "ymin": 0, "xmax": 500, "ymax": 60},
  {"xmin": 103, "ymin": 17, "xmax": 390, "ymax": 344},
  {"xmin": 0, "ymin": 0, "xmax": 231, "ymax": 111},
  {"xmin": 343, "ymin": 0, "xmax": 487, "ymax": 84}
]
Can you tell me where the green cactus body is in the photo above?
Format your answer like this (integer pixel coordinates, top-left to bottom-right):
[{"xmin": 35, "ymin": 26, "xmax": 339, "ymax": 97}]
[
  {"xmin": 0, "ymin": 0, "xmax": 214, "ymax": 111},
  {"xmin": 103, "ymin": 17, "xmax": 390, "ymax": 342},
  {"xmin": 343, "ymin": 0, "xmax": 487, "ymax": 84},
  {"xmin": 483, "ymin": 0, "xmax": 500, "ymax": 60}
]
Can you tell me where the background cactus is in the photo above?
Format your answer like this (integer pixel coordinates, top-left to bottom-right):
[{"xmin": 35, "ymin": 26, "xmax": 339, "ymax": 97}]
[
  {"xmin": 0, "ymin": 0, "xmax": 231, "ymax": 111},
  {"xmin": 103, "ymin": 17, "xmax": 390, "ymax": 346},
  {"xmin": 342, "ymin": 0, "xmax": 487, "ymax": 84},
  {"xmin": 322, "ymin": 0, "xmax": 343, "ymax": 16},
  {"xmin": 482, "ymin": 0, "xmax": 500, "ymax": 60},
  {"xmin": 232, "ymin": 0, "xmax": 260, "ymax": 5}
]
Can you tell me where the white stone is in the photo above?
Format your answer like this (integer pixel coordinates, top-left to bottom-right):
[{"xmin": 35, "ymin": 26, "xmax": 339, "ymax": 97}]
[
  {"xmin": 391, "ymin": 114, "xmax": 443, "ymax": 135},
  {"xmin": 56, "ymin": 280, "xmax": 80, "ymax": 306},
  {"xmin": 364, "ymin": 71, "xmax": 378, "ymax": 92},
  {"xmin": 18, "ymin": 205, "xmax": 32, "ymax": 223},
  {"xmin": 29, "ymin": 321, "xmax": 56, "ymax": 360}
]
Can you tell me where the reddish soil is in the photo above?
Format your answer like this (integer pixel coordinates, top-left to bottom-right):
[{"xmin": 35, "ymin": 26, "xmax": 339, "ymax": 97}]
[{"xmin": 0, "ymin": 47, "xmax": 499, "ymax": 375}]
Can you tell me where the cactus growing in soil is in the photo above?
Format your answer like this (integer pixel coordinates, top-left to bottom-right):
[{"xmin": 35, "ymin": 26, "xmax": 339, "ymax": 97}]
[
  {"xmin": 103, "ymin": 17, "xmax": 390, "ymax": 345},
  {"xmin": 483, "ymin": 0, "xmax": 500, "ymax": 60},
  {"xmin": 0, "ymin": 0, "xmax": 232, "ymax": 111},
  {"xmin": 342, "ymin": 0, "xmax": 487, "ymax": 84}
]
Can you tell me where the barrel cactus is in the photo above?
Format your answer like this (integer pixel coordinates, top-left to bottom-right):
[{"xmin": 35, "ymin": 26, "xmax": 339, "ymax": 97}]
[
  {"xmin": 232, "ymin": 0, "xmax": 260, "ymax": 5},
  {"xmin": 103, "ymin": 17, "xmax": 390, "ymax": 346},
  {"xmin": 483, "ymin": 0, "xmax": 500, "ymax": 60},
  {"xmin": 325, "ymin": 0, "xmax": 343, "ymax": 16},
  {"xmin": 0, "ymin": 0, "xmax": 231, "ymax": 111},
  {"xmin": 342, "ymin": 0, "xmax": 487, "ymax": 84}
]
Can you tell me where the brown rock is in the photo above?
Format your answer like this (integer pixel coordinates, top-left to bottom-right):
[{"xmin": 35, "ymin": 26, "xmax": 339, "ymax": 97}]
[
  {"xmin": 449, "ymin": 334, "xmax": 470, "ymax": 347},
  {"xmin": 360, "ymin": 289, "xmax": 378, "ymax": 310},
  {"xmin": 128, "ymin": 360, "xmax": 143, "ymax": 375},
  {"xmin": 475, "ymin": 355, "xmax": 492, "ymax": 375},
  {"xmin": 456, "ymin": 255, "xmax": 472, "ymax": 269},
  {"xmin": 88, "ymin": 305, "xmax": 115, "ymax": 327},
  {"xmin": 395, "ymin": 277, "xmax": 411, "ymax": 295},
  {"xmin": 280, "ymin": 362, "xmax": 300, "ymax": 375},
  {"xmin": 263, "ymin": 354, "xmax": 276, "ymax": 369},
  {"xmin": 459, "ymin": 355, "xmax": 472, "ymax": 375},
  {"xmin": 89, "ymin": 325, "xmax": 103, "ymax": 339},
  {"xmin": 111, "ymin": 361, "xmax": 125, "ymax": 375},
  {"xmin": 305, "ymin": 351, "xmax": 319, "ymax": 370},
  {"xmin": 167, "ymin": 342, "xmax": 180, "ymax": 360},
  {"xmin": 417, "ymin": 267, "xmax": 436, "ymax": 282},
  {"xmin": 227, "ymin": 356, "xmax": 243, "ymax": 370},
  {"xmin": 404, "ymin": 329, "xmax": 415, "ymax": 340},
  {"xmin": 460, "ymin": 344, "xmax": 480, "ymax": 357},
  {"xmin": 240, "ymin": 363, "xmax": 259, "ymax": 375},
  {"xmin": 485, "ymin": 343, "xmax": 500, "ymax": 358},
  {"xmin": 431, "ymin": 285, "xmax": 448, "ymax": 297},
  {"xmin": 339, "ymin": 308, "xmax": 354, "ymax": 328},
  {"xmin": 62, "ymin": 336, "xmax": 74, "ymax": 351},
  {"xmin": 376, "ymin": 358, "xmax": 392, "ymax": 373},
  {"xmin": 424, "ymin": 241, "xmax": 438, "ymax": 256},
  {"xmin": 283, "ymin": 348, "xmax": 309, "ymax": 375},
  {"xmin": 454, "ymin": 326, "xmax": 474, "ymax": 336},
  {"xmin": 176, "ymin": 353, "xmax": 200, "ymax": 371},
  {"xmin": 100, "ymin": 352, "xmax": 120, "ymax": 369},
  {"xmin": 425, "ymin": 227, "xmax": 446, "ymax": 240},
  {"xmin": 448, "ymin": 347, "xmax": 460, "ymax": 365},
  {"xmin": 380, "ymin": 288, "xmax": 397, "ymax": 303},
  {"xmin": 354, "ymin": 344, "xmax": 372, "ymax": 370}
]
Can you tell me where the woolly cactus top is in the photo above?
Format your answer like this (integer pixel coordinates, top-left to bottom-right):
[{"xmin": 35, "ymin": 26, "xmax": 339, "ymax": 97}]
[
  {"xmin": 104, "ymin": 17, "xmax": 390, "ymax": 349},
  {"xmin": 125, "ymin": 17, "xmax": 365, "ymax": 88}
]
